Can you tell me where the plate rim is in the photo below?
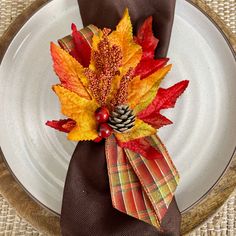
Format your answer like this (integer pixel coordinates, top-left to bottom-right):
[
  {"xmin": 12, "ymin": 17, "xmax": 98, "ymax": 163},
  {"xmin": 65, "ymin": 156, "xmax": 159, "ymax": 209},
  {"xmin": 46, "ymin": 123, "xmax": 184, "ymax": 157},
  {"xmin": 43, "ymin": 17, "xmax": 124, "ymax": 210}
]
[
  {"xmin": 182, "ymin": 0, "xmax": 236, "ymax": 213},
  {"xmin": 0, "ymin": 0, "xmax": 235, "ymax": 234}
]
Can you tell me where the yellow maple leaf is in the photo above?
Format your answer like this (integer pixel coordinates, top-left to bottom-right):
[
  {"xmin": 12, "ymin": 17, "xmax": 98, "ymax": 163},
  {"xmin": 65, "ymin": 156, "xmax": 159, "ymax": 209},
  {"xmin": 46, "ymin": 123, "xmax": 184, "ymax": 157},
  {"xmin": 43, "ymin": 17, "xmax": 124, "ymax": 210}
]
[
  {"xmin": 109, "ymin": 9, "xmax": 142, "ymax": 76},
  {"xmin": 128, "ymin": 65, "xmax": 172, "ymax": 110},
  {"xmin": 133, "ymin": 80, "xmax": 162, "ymax": 115},
  {"xmin": 89, "ymin": 29, "xmax": 104, "ymax": 71},
  {"xmin": 51, "ymin": 42, "xmax": 91, "ymax": 100},
  {"xmin": 106, "ymin": 75, "xmax": 121, "ymax": 105},
  {"xmin": 53, "ymin": 85, "xmax": 99, "ymax": 141},
  {"xmin": 91, "ymin": 29, "xmax": 104, "ymax": 51},
  {"xmin": 115, "ymin": 119, "xmax": 156, "ymax": 142}
]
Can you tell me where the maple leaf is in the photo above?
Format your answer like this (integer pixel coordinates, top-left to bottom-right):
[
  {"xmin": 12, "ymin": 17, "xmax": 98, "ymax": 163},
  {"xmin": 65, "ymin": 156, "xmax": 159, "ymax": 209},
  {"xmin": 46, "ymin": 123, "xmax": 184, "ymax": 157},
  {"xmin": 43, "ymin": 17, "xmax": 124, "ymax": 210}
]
[
  {"xmin": 109, "ymin": 8, "xmax": 142, "ymax": 76},
  {"xmin": 46, "ymin": 119, "xmax": 76, "ymax": 133},
  {"xmin": 134, "ymin": 58, "xmax": 169, "ymax": 80},
  {"xmin": 128, "ymin": 65, "xmax": 172, "ymax": 110},
  {"xmin": 135, "ymin": 16, "xmax": 158, "ymax": 59},
  {"xmin": 53, "ymin": 85, "xmax": 99, "ymax": 141},
  {"xmin": 138, "ymin": 80, "xmax": 189, "ymax": 129},
  {"xmin": 115, "ymin": 119, "xmax": 156, "ymax": 143},
  {"xmin": 51, "ymin": 42, "xmax": 91, "ymax": 100},
  {"xmin": 118, "ymin": 137, "xmax": 163, "ymax": 160},
  {"xmin": 91, "ymin": 30, "xmax": 104, "ymax": 52},
  {"xmin": 133, "ymin": 16, "xmax": 169, "ymax": 79},
  {"xmin": 138, "ymin": 114, "xmax": 173, "ymax": 129},
  {"xmin": 71, "ymin": 23, "xmax": 92, "ymax": 67}
]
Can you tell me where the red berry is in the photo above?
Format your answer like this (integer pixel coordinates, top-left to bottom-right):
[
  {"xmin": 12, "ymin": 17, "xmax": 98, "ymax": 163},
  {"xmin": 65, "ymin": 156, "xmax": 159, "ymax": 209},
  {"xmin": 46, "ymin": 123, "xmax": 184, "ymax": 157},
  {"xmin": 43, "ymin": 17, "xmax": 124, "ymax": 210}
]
[
  {"xmin": 98, "ymin": 123, "xmax": 113, "ymax": 139},
  {"xmin": 95, "ymin": 107, "xmax": 110, "ymax": 123}
]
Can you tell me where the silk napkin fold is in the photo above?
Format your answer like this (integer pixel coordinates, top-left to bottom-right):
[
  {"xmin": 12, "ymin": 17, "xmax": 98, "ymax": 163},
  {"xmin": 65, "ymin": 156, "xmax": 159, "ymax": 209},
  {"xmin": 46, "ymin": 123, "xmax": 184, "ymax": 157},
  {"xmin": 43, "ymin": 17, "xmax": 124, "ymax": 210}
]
[{"xmin": 60, "ymin": 0, "xmax": 181, "ymax": 235}]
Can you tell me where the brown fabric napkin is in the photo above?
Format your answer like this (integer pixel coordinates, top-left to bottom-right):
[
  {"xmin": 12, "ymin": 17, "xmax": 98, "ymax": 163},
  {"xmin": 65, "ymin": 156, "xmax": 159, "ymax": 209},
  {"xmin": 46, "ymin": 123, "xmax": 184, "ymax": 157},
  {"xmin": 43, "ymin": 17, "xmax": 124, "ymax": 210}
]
[{"xmin": 61, "ymin": 0, "xmax": 181, "ymax": 235}]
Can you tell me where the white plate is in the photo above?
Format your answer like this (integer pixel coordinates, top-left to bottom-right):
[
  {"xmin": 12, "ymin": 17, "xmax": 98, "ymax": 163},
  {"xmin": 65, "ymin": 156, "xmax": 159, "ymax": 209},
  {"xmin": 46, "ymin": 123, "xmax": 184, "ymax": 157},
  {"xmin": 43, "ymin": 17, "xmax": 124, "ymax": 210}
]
[{"xmin": 0, "ymin": 0, "xmax": 235, "ymax": 214}]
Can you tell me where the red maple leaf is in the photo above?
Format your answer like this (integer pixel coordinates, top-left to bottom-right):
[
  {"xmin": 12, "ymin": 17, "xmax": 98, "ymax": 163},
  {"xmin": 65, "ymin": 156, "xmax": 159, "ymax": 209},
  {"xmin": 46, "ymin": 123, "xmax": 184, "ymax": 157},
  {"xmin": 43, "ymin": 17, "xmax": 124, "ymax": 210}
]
[
  {"xmin": 134, "ymin": 58, "xmax": 169, "ymax": 80},
  {"xmin": 118, "ymin": 137, "xmax": 163, "ymax": 160},
  {"xmin": 134, "ymin": 16, "xmax": 169, "ymax": 79},
  {"xmin": 139, "ymin": 113, "xmax": 173, "ymax": 129},
  {"xmin": 46, "ymin": 119, "xmax": 76, "ymax": 133},
  {"xmin": 135, "ymin": 16, "xmax": 158, "ymax": 59},
  {"xmin": 71, "ymin": 23, "xmax": 91, "ymax": 67},
  {"xmin": 138, "ymin": 80, "xmax": 189, "ymax": 129}
]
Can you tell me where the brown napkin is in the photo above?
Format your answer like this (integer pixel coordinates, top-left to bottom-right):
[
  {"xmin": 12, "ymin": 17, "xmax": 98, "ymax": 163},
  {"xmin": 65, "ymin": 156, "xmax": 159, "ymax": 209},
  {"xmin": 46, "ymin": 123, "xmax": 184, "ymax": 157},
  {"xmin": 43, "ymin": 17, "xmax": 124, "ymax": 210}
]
[
  {"xmin": 61, "ymin": 0, "xmax": 181, "ymax": 235},
  {"xmin": 77, "ymin": 0, "xmax": 175, "ymax": 59}
]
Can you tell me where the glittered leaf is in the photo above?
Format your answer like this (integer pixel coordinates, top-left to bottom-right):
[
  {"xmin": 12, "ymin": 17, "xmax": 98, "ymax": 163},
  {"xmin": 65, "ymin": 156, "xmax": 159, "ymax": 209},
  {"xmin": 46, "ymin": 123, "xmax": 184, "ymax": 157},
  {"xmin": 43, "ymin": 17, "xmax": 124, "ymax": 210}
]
[
  {"xmin": 87, "ymin": 30, "xmax": 123, "ymax": 105},
  {"xmin": 139, "ymin": 80, "xmax": 189, "ymax": 118},
  {"xmin": 115, "ymin": 119, "xmax": 156, "ymax": 142},
  {"xmin": 128, "ymin": 65, "xmax": 172, "ymax": 110},
  {"xmin": 135, "ymin": 16, "xmax": 158, "ymax": 60},
  {"xmin": 51, "ymin": 42, "xmax": 90, "ymax": 99},
  {"xmin": 109, "ymin": 9, "xmax": 142, "ymax": 75},
  {"xmin": 118, "ymin": 137, "xmax": 163, "ymax": 160},
  {"xmin": 46, "ymin": 119, "xmax": 76, "ymax": 133},
  {"xmin": 71, "ymin": 23, "xmax": 91, "ymax": 67},
  {"xmin": 53, "ymin": 85, "xmax": 99, "ymax": 141}
]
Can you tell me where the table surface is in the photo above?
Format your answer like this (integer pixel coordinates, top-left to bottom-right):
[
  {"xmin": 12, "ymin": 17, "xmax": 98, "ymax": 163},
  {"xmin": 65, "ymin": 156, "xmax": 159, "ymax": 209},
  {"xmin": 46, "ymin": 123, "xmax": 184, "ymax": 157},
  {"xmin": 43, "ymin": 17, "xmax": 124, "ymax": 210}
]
[{"xmin": 0, "ymin": 0, "xmax": 235, "ymax": 235}]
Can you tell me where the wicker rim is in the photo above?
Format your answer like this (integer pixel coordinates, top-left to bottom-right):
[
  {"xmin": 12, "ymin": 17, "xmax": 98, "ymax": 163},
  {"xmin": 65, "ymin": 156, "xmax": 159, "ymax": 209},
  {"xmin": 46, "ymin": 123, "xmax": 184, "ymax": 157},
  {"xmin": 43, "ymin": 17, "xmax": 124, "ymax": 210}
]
[{"xmin": 0, "ymin": 0, "xmax": 235, "ymax": 234}]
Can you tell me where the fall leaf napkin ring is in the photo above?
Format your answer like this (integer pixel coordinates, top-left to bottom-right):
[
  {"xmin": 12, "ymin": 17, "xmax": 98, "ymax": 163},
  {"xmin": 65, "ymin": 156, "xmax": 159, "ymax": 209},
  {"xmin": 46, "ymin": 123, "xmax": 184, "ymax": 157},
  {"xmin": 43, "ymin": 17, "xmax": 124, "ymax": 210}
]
[{"xmin": 46, "ymin": 9, "xmax": 189, "ymax": 229}]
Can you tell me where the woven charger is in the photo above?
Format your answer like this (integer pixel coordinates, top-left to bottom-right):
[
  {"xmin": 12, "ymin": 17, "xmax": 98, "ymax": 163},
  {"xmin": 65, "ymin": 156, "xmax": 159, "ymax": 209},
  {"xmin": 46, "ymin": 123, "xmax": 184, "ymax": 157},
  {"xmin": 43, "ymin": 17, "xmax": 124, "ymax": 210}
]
[{"xmin": 0, "ymin": 0, "xmax": 236, "ymax": 235}]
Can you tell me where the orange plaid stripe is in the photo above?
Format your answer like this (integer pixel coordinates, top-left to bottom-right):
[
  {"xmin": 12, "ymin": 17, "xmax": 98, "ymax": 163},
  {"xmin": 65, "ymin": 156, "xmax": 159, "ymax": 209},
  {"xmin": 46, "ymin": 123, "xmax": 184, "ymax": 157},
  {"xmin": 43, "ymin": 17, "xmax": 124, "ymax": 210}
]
[{"xmin": 105, "ymin": 135, "xmax": 179, "ymax": 229}]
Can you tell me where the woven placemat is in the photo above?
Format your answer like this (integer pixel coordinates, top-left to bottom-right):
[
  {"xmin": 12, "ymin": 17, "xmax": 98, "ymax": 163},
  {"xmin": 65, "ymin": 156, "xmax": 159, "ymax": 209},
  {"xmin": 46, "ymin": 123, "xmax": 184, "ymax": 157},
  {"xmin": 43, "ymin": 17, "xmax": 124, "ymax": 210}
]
[{"xmin": 0, "ymin": 0, "xmax": 236, "ymax": 235}]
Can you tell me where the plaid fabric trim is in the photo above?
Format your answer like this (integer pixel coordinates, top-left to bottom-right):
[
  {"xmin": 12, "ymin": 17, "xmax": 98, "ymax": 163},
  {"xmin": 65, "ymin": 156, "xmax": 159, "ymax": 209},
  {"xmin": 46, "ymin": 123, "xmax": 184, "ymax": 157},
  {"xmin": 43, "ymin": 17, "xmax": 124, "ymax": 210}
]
[
  {"xmin": 125, "ymin": 135, "xmax": 179, "ymax": 221},
  {"xmin": 58, "ymin": 24, "xmax": 99, "ymax": 52},
  {"xmin": 105, "ymin": 135, "xmax": 160, "ymax": 228},
  {"xmin": 105, "ymin": 134, "xmax": 179, "ymax": 228}
]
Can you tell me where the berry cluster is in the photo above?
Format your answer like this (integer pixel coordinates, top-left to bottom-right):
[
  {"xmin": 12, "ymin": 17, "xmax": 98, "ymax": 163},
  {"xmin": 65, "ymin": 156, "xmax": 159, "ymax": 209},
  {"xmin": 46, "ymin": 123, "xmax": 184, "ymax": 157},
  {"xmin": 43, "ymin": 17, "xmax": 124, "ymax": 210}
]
[{"xmin": 94, "ymin": 107, "xmax": 113, "ymax": 142}]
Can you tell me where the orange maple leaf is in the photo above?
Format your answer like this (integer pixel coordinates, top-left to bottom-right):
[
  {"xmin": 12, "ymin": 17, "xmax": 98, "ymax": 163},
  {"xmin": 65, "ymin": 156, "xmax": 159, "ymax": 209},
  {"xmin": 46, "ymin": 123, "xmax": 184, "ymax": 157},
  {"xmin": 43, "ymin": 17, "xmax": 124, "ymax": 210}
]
[{"xmin": 51, "ymin": 42, "xmax": 91, "ymax": 100}]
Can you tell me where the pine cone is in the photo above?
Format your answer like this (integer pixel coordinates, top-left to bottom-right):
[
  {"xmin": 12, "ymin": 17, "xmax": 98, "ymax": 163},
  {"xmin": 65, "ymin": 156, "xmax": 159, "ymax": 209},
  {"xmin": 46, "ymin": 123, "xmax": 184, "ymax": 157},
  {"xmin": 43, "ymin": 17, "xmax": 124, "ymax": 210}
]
[{"xmin": 109, "ymin": 105, "xmax": 135, "ymax": 133}]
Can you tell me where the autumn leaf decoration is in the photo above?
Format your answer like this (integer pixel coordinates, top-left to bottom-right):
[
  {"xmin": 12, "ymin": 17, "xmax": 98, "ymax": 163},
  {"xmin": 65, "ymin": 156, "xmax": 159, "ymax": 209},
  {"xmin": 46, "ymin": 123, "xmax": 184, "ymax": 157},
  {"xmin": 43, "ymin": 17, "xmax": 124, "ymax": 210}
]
[{"xmin": 46, "ymin": 9, "xmax": 189, "ymax": 159}]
